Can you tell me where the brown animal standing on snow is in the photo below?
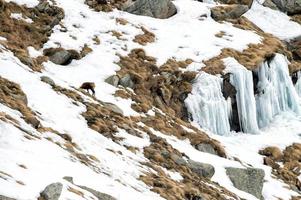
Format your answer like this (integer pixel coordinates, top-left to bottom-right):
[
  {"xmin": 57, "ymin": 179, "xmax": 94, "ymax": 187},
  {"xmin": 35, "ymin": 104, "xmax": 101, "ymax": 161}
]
[{"xmin": 80, "ymin": 82, "xmax": 96, "ymax": 95}]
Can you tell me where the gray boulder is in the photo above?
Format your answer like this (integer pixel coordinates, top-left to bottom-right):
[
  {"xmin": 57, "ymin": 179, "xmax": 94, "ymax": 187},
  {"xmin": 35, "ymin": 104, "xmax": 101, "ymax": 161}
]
[
  {"xmin": 170, "ymin": 153, "xmax": 187, "ymax": 165},
  {"xmin": 40, "ymin": 182, "xmax": 63, "ymax": 200},
  {"xmin": 49, "ymin": 50, "xmax": 73, "ymax": 65},
  {"xmin": 271, "ymin": 0, "xmax": 301, "ymax": 14},
  {"xmin": 79, "ymin": 186, "xmax": 117, "ymax": 200},
  {"xmin": 188, "ymin": 160, "xmax": 215, "ymax": 179},
  {"xmin": 103, "ymin": 102, "xmax": 124, "ymax": 115},
  {"xmin": 211, "ymin": 5, "xmax": 249, "ymax": 21},
  {"xmin": 105, "ymin": 75, "xmax": 119, "ymax": 87},
  {"xmin": 263, "ymin": 0, "xmax": 279, "ymax": 10},
  {"xmin": 41, "ymin": 76, "xmax": 56, "ymax": 87},
  {"xmin": 119, "ymin": 74, "xmax": 135, "ymax": 89},
  {"xmin": 196, "ymin": 143, "xmax": 218, "ymax": 155},
  {"xmin": 226, "ymin": 167, "xmax": 265, "ymax": 199},
  {"xmin": 0, "ymin": 195, "xmax": 16, "ymax": 200},
  {"xmin": 123, "ymin": 0, "xmax": 177, "ymax": 19}
]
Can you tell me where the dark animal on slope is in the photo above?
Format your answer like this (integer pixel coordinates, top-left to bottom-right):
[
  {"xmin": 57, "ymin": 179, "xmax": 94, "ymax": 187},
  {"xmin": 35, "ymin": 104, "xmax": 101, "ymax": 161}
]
[
  {"xmin": 80, "ymin": 82, "xmax": 96, "ymax": 95},
  {"xmin": 97, "ymin": 0, "xmax": 108, "ymax": 4}
]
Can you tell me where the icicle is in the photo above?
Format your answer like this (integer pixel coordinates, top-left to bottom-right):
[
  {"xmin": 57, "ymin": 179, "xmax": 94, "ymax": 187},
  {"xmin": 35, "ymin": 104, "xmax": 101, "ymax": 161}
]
[
  {"xmin": 184, "ymin": 72, "xmax": 231, "ymax": 135},
  {"xmin": 295, "ymin": 71, "xmax": 301, "ymax": 97},
  {"xmin": 255, "ymin": 54, "xmax": 300, "ymax": 127},
  {"xmin": 223, "ymin": 57, "xmax": 260, "ymax": 134}
]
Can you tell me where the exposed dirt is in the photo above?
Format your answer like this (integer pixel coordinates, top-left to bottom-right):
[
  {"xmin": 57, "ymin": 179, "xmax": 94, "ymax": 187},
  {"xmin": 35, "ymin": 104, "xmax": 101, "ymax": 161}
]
[{"xmin": 85, "ymin": 0, "xmax": 128, "ymax": 12}]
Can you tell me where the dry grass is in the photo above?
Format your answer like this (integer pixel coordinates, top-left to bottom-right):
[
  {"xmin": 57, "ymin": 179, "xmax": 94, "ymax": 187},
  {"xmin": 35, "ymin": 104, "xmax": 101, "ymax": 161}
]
[
  {"xmin": 134, "ymin": 27, "xmax": 155, "ymax": 46},
  {"xmin": 259, "ymin": 144, "xmax": 301, "ymax": 191},
  {"xmin": 203, "ymin": 17, "xmax": 289, "ymax": 74},
  {"xmin": 0, "ymin": 76, "xmax": 40, "ymax": 128},
  {"xmin": 141, "ymin": 134, "xmax": 237, "ymax": 200},
  {"xmin": 0, "ymin": 0, "xmax": 64, "ymax": 71}
]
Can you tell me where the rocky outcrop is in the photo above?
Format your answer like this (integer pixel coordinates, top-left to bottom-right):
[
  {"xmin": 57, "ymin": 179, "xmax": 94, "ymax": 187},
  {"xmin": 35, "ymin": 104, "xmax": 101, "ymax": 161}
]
[
  {"xmin": 41, "ymin": 76, "xmax": 55, "ymax": 87},
  {"xmin": 196, "ymin": 143, "xmax": 218, "ymax": 155},
  {"xmin": 187, "ymin": 160, "xmax": 215, "ymax": 179},
  {"xmin": 211, "ymin": 5, "xmax": 249, "ymax": 21},
  {"xmin": 123, "ymin": 0, "xmax": 177, "ymax": 19},
  {"xmin": 226, "ymin": 167, "xmax": 265, "ymax": 199},
  {"xmin": 44, "ymin": 48, "xmax": 80, "ymax": 65},
  {"xmin": 40, "ymin": 182, "xmax": 63, "ymax": 200},
  {"xmin": 119, "ymin": 73, "xmax": 135, "ymax": 89},
  {"xmin": 222, "ymin": 73, "xmax": 240, "ymax": 132},
  {"xmin": 271, "ymin": 0, "xmax": 301, "ymax": 15},
  {"xmin": 105, "ymin": 75, "xmax": 119, "ymax": 87}
]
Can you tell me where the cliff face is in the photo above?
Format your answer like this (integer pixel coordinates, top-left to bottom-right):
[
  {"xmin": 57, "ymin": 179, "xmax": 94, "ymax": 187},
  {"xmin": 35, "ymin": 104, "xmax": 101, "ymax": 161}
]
[{"xmin": 0, "ymin": 0, "xmax": 301, "ymax": 200}]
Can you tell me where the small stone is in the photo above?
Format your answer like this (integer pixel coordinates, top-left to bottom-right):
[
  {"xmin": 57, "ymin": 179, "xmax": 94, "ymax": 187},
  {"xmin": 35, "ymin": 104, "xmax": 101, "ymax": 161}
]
[
  {"xmin": 41, "ymin": 76, "xmax": 55, "ymax": 87},
  {"xmin": 187, "ymin": 160, "xmax": 215, "ymax": 179},
  {"xmin": 105, "ymin": 75, "xmax": 119, "ymax": 87},
  {"xmin": 40, "ymin": 182, "xmax": 63, "ymax": 200}
]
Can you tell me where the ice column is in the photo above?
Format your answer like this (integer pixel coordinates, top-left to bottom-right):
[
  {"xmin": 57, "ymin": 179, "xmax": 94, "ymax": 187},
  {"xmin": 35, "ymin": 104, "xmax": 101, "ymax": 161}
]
[
  {"xmin": 185, "ymin": 72, "xmax": 231, "ymax": 135},
  {"xmin": 223, "ymin": 57, "xmax": 260, "ymax": 134},
  {"xmin": 255, "ymin": 53, "xmax": 300, "ymax": 127}
]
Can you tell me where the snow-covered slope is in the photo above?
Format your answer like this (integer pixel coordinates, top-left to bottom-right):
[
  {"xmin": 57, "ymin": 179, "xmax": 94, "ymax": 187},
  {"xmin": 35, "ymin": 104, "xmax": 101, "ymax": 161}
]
[{"xmin": 0, "ymin": 0, "xmax": 301, "ymax": 199}]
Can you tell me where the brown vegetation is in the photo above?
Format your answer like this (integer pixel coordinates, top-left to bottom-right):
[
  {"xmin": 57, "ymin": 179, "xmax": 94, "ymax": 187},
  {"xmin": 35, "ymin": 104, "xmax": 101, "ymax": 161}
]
[
  {"xmin": 0, "ymin": 0, "xmax": 64, "ymax": 71},
  {"xmin": 85, "ymin": 0, "xmax": 128, "ymax": 12},
  {"xmin": 259, "ymin": 144, "xmax": 301, "ymax": 192},
  {"xmin": 203, "ymin": 17, "xmax": 289, "ymax": 74},
  {"xmin": 134, "ymin": 27, "xmax": 155, "ymax": 45},
  {"xmin": 141, "ymin": 134, "xmax": 237, "ymax": 200},
  {"xmin": 0, "ymin": 76, "xmax": 40, "ymax": 128}
]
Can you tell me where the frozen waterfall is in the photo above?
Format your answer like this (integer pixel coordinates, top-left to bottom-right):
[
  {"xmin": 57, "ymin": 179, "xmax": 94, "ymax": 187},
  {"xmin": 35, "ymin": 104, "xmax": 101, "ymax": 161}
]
[
  {"xmin": 295, "ymin": 71, "xmax": 301, "ymax": 97},
  {"xmin": 255, "ymin": 54, "xmax": 300, "ymax": 127},
  {"xmin": 185, "ymin": 54, "xmax": 300, "ymax": 136},
  {"xmin": 185, "ymin": 72, "xmax": 232, "ymax": 135},
  {"xmin": 223, "ymin": 58, "xmax": 260, "ymax": 134}
]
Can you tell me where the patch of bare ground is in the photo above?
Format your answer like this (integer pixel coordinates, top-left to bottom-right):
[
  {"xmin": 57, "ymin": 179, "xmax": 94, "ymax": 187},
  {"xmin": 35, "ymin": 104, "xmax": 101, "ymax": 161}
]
[
  {"xmin": 0, "ymin": 0, "xmax": 64, "ymax": 71},
  {"xmin": 203, "ymin": 17, "xmax": 289, "ymax": 74},
  {"xmin": 0, "ymin": 76, "xmax": 40, "ymax": 128},
  {"xmin": 134, "ymin": 27, "xmax": 155, "ymax": 46},
  {"xmin": 141, "ymin": 134, "xmax": 238, "ymax": 200},
  {"xmin": 259, "ymin": 144, "xmax": 301, "ymax": 192},
  {"xmin": 217, "ymin": 0, "xmax": 253, "ymax": 6},
  {"xmin": 85, "ymin": 0, "xmax": 128, "ymax": 12}
]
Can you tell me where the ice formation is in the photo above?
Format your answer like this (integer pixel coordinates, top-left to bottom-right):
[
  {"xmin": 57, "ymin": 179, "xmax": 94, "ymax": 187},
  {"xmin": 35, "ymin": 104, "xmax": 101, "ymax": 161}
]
[
  {"xmin": 255, "ymin": 54, "xmax": 300, "ymax": 127},
  {"xmin": 185, "ymin": 72, "xmax": 231, "ymax": 135},
  {"xmin": 223, "ymin": 58, "xmax": 260, "ymax": 134},
  {"xmin": 186, "ymin": 54, "xmax": 300, "ymax": 135},
  {"xmin": 294, "ymin": 71, "xmax": 301, "ymax": 97}
]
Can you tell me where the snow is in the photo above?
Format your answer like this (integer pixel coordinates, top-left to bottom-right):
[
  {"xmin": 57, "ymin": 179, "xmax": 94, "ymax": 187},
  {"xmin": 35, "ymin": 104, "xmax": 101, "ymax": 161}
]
[
  {"xmin": 185, "ymin": 72, "xmax": 232, "ymax": 135},
  {"xmin": 0, "ymin": 50, "xmax": 163, "ymax": 200},
  {"xmin": 10, "ymin": 13, "xmax": 33, "ymax": 23},
  {"xmin": 0, "ymin": 0, "xmax": 301, "ymax": 199},
  {"xmin": 244, "ymin": 1, "xmax": 301, "ymax": 40}
]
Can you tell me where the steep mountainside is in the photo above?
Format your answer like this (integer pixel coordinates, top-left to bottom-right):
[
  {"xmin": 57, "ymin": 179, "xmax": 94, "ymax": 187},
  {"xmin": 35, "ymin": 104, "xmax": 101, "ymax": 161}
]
[{"xmin": 0, "ymin": 0, "xmax": 301, "ymax": 199}]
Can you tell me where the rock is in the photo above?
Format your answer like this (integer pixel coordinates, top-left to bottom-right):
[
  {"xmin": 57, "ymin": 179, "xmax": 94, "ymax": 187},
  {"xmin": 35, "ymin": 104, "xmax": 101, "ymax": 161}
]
[
  {"xmin": 271, "ymin": 0, "xmax": 301, "ymax": 15},
  {"xmin": 105, "ymin": 75, "xmax": 119, "ymax": 87},
  {"xmin": 119, "ymin": 74, "xmax": 135, "ymax": 89},
  {"xmin": 211, "ymin": 5, "xmax": 249, "ymax": 21},
  {"xmin": 263, "ymin": 0, "xmax": 279, "ymax": 10},
  {"xmin": 102, "ymin": 102, "xmax": 124, "ymax": 115},
  {"xmin": 196, "ymin": 143, "xmax": 218, "ymax": 155},
  {"xmin": 40, "ymin": 182, "xmax": 63, "ymax": 200},
  {"xmin": 259, "ymin": 146, "xmax": 283, "ymax": 161},
  {"xmin": 63, "ymin": 176, "xmax": 74, "ymax": 183},
  {"xmin": 0, "ymin": 195, "xmax": 16, "ymax": 200},
  {"xmin": 49, "ymin": 50, "xmax": 73, "ymax": 65},
  {"xmin": 188, "ymin": 160, "xmax": 215, "ymax": 179},
  {"xmin": 79, "ymin": 186, "xmax": 117, "ymax": 200},
  {"xmin": 41, "ymin": 76, "xmax": 55, "ymax": 87},
  {"xmin": 123, "ymin": 0, "xmax": 177, "ymax": 19},
  {"xmin": 226, "ymin": 167, "xmax": 265, "ymax": 199},
  {"xmin": 171, "ymin": 154, "xmax": 187, "ymax": 165},
  {"xmin": 11, "ymin": 93, "xmax": 28, "ymax": 105}
]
